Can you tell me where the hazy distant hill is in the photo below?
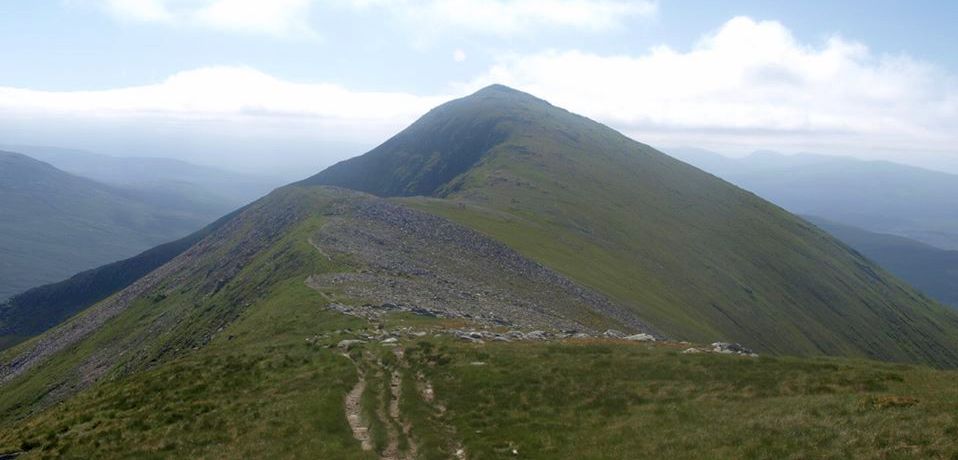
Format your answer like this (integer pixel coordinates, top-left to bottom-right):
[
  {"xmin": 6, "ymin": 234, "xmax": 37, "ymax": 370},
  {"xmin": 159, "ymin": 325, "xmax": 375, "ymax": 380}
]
[
  {"xmin": 0, "ymin": 150, "xmax": 236, "ymax": 300},
  {"xmin": 668, "ymin": 148, "xmax": 958, "ymax": 250},
  {"xmin": 806, "ymin": 216, "xmax": 958, "ymax": 309},
  {"xmin": 3, "ymin": 145, "xmax": 279, "ymax": 215}
]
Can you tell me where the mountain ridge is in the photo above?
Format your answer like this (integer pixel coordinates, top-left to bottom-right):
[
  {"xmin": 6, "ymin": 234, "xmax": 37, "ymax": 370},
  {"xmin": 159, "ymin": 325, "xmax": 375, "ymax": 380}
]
[{"xmin": 309, "ymin": 84, "xmax": 958, "ymax": 366}]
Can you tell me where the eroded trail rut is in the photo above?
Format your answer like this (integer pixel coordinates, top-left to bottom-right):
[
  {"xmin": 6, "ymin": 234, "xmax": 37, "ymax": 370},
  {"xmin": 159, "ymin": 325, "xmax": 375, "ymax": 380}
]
[
  {"xmin": 342, "ymin": 346, "xmax": 436, "ymax": 460},
  {"xmin": 343, "ymin": 353, "xmax": 373, "ymax": 452}
]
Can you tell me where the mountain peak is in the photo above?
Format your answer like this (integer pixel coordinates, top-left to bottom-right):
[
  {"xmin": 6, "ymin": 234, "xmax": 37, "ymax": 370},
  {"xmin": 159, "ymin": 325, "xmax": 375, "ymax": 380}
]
[
  {"xmin": 472, "ymin": 83, "xmax": 529, "ymax": 97},
  {"xmin": 302, "ymin": 85, "xmax": 575, "ymax": 197},
  {"xmin": 465, "ymin": 84, "xmax": 552, "ymax": 108}
]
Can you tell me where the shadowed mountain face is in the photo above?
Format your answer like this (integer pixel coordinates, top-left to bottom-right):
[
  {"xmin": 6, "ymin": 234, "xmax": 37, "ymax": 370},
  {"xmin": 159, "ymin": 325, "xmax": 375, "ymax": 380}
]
[
  {"xmin": 807, "ymin": 216, "xmax": 958, "ymax": 309},
  {"xmin": 308, "ymin": 85, "xmax": 958, "ymax": 365}
]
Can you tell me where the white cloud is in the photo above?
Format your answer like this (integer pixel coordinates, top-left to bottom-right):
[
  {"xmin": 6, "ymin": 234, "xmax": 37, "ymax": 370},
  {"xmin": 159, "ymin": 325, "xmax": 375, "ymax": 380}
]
[
  {"xmin": 193, "ymin": 0, "xmax": 315, "ymax": 36},
  {"xmin": 0, "ymin": 66, "xmax": 445, "ymax": 175},
  {"xmin": 2, "ymin": 17, "xmax": 956, "ymax": 171},
  {"xmin": 94, "ymin": 0, "xmax": 655, "ymax": 38},
  {"xmin": 102, "ymin": 0, "xmax": 173, "ymax": 21},
  {"xmin": 459, "ymin": 16, "xmax": 958, "ymax": 157},
  {"xmin": 453, "ymin": 49, "xmax": 467, "ymax": 62},
  {"xmin": 347, "ymin": 0, "xmax": 656, "ymax": 37},
  {"xmin": 0, "ymin": 66, "xmax": 442, "ymax": 124},
  {"xmin": 95, "ymin": 0, "xmax": 317, "ymax": 37}
]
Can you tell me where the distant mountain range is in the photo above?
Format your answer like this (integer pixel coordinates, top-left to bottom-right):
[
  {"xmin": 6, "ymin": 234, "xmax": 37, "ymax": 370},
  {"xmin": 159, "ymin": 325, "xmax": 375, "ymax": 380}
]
[
  {"xmin": 0, "ymin": 149, "xmax": 278, "ymax": 301},
  {"xmin": 668, "ymin": 148, "xmax": 958, "ymax": 250},
  {"xmin": 2, "ymin": 145, "xmax": 279, "ymax": 214}
]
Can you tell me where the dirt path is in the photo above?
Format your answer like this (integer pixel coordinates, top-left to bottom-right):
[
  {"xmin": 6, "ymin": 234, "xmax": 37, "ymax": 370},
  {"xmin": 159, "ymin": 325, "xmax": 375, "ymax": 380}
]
[
  {"xmin": 344, "ymin": 342, "xmax": 462, "ymax": 459},
  {"xmin": 390, "ymin": 348, "xmax": 419, "ymax": 460},
  {"xmin": 343, "ymin": 353, "xmax": 374, "ymax": 452},
  {"xmin": 374, "ymin": 358, "xmax": 402, "ymax": 460}
]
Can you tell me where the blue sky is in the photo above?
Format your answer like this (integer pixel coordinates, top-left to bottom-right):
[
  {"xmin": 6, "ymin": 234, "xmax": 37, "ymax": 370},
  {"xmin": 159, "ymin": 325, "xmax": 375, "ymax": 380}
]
[{"xmin": 1, "ymin": 1, "xmax": 956, "ymax": 177}]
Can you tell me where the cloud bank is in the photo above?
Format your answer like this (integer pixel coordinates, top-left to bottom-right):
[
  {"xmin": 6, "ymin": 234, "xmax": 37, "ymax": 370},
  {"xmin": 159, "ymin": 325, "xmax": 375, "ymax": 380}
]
[
  {"xmin": 463, "ymin": 17, "xmax": 958, "ymax": 156},
  {"xmin": 349, "ymin": 0, "xmax": 657, "ymax": 36},
  {"xmin": 95, "ymin": 0, "xmax": 655, "ymax": 38},
  {"xmin": 96, "ymin": 0, "xmax": 318, "ymax": 37},
  {"xmin": 2, "ymin": 16, "xmax": 956, "ymax": 172}
]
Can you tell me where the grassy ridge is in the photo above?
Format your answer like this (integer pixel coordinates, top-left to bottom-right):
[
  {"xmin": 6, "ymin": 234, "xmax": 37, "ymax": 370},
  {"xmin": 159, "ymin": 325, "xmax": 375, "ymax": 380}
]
[
  {"xmin": 299, "ymin": 84, "xmax": 958, "ymax": 366},
  {"xmin": 0, "ymin": 187, "xmax": 334, "ymax": 422}
]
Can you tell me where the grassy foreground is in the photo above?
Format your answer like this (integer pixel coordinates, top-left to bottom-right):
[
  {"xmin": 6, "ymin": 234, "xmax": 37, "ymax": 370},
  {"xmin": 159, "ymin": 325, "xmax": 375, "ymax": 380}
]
[{"xmin": 3, "ymin": 290, "xmax": 957, "ymax": 459}]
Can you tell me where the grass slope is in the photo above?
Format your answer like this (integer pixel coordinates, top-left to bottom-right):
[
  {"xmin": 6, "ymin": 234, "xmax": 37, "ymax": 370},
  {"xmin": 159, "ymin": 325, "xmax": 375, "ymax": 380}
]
[
  {"xmin": 0, "ymin": 151, "xmax": 221, "ymax": 300},
  {"xmin": 306, "ymin": 85, "xmax": 958, "ymax": 367}
]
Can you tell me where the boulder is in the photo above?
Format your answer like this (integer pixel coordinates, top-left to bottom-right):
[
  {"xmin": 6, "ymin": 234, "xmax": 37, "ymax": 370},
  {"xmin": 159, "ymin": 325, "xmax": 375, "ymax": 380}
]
[
  {"xmin": 525, "ymin": 330, "xmax": 549, "ymax": 340},
  {"xmin": 602, "ymin": 329, "xmax": 625, "ymax": 338},
  {"xmin": 711, "ymin": 342, "xmax": 756, "ymax": 356},
  {"xmin": 624, "ymin": 333, "xmax": 656, "ymax": 342}
]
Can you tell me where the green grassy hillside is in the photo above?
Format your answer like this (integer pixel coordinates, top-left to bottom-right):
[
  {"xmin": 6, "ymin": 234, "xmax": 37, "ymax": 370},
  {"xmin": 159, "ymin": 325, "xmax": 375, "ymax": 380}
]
[
  {"xmin": 0, "ymin": 151, "xmax": 225, "ymax": 301},
  {"xmin": 307, "ymin": 85, "xmax": 958, "ymax": 366},
  {"xmin": 2, "ymin": 184, "xmax": 957, "ymax": 458}
]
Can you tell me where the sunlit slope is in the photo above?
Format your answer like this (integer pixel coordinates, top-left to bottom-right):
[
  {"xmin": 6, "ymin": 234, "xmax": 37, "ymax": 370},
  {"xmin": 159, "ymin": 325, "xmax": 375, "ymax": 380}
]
[{"xmin": 308, "ymin": 85, "xmax": 958, "ymax": 366}]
